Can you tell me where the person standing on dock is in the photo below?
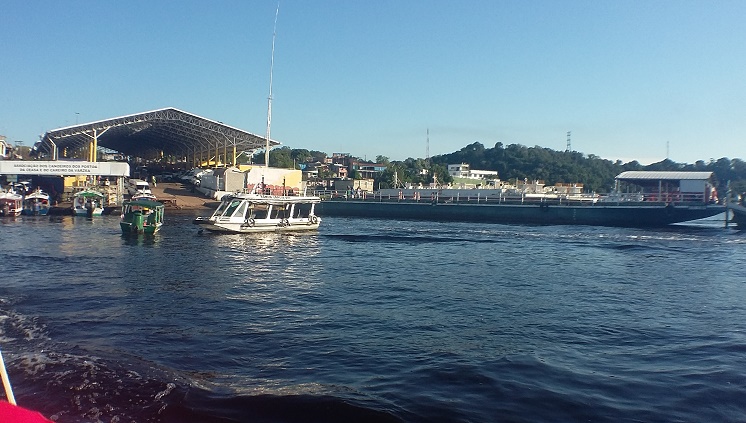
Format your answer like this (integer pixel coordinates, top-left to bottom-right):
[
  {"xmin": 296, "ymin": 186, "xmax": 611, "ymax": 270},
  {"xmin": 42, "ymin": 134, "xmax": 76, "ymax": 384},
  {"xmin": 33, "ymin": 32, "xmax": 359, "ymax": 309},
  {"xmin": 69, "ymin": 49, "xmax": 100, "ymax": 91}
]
[{"xmin": 151, "ymin": 175, "xmax": 157, "ymax": 188}]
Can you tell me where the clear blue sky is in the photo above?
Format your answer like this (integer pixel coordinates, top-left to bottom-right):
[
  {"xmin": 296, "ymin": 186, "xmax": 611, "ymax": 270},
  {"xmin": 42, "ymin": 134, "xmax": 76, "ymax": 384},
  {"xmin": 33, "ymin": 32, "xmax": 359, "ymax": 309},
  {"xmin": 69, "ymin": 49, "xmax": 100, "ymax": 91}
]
[{"xmin": 2, "ymin": 0, "xmax": 745, "ymax": 165}]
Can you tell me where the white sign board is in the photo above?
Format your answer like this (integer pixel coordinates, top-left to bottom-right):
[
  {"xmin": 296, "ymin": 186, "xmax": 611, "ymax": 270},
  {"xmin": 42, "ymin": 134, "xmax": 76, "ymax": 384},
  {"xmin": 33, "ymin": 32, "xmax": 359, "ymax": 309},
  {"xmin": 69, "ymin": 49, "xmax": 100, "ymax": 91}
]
[{"xmin": 0, "ymin": 160, "xmax": 130, "ymax": 176}]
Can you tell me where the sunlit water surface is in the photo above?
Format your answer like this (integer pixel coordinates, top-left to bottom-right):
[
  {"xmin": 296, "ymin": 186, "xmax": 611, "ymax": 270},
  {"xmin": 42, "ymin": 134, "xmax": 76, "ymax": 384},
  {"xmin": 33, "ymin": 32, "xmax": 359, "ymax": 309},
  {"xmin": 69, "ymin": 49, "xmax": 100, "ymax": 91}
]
[{"xmin": 1, "ymin": 213, "xmax": 745, "ymax": 422}]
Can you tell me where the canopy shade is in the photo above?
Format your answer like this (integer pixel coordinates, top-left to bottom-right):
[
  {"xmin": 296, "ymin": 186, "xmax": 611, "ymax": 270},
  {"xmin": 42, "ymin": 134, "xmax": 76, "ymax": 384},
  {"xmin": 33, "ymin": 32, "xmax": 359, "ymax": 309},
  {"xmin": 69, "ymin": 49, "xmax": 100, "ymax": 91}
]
[{"xmin": 35, "ymin": 108, "xmax": 278, "ymax": 162}]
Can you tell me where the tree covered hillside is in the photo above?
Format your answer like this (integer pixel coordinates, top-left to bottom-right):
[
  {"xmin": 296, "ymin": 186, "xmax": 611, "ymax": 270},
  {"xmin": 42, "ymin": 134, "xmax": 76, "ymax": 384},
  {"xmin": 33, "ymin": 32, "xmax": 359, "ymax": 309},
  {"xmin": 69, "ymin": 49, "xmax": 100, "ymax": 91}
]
[
  {"xmin": 430, "ymin": 142, "xmax": 746, "ymax": 194},
  {"xmin": 261, "ymin": 142, "xmax": 746, "ymax": 196}
]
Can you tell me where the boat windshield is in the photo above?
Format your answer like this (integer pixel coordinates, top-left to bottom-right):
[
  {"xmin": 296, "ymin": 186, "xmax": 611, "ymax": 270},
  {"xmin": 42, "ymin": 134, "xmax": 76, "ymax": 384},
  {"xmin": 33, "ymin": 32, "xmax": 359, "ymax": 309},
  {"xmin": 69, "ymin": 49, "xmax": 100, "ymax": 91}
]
[
  {"xmin": 222, "ymin": 199, "xmax": 243, "ymax": 217},
  {"xmin": 212, "ymin": 198, "xmax": 233, "ymax": 218}
]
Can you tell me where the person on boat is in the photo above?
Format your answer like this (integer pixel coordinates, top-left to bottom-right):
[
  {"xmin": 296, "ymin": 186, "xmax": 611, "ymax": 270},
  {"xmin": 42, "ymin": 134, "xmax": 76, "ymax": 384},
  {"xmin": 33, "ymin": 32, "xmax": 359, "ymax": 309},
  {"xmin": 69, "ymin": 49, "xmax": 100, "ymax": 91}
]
[{"xmin": 85, "ymin": 199, "xmax": 95, "ymax": 217}]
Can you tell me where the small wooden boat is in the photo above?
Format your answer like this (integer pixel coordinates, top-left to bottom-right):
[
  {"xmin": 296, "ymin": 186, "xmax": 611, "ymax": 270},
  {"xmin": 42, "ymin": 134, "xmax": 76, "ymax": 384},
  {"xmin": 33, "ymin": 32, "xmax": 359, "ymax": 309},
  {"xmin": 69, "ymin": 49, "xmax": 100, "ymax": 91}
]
[
  {"xmin": 21, "ymin": 188, "xmax": 50, "ymax": 216},
  {"xmin": 120, "ymin": 199, "xmax": 164, "ymax": 234},
  {"xmin": 72, "ymin": 189, "xmax": 104, "ymax": 217},
  {"xmin": 0, "ymin": 189, "xmax": 23, "ymax": 217}
]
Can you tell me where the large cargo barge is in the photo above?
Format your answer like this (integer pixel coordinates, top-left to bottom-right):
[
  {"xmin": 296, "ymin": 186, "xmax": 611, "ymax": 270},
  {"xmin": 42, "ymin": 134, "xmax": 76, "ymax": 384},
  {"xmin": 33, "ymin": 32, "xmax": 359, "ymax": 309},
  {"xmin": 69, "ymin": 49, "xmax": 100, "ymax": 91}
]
[{"xmin": 317, "ymin": 171, "xmax": 725, "ymax": 228}]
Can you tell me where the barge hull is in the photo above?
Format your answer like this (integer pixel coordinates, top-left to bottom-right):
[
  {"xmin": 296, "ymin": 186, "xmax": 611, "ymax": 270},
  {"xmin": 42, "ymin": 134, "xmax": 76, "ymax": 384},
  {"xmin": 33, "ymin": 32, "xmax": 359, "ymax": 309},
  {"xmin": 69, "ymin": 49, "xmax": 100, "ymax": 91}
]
[{"xmin": 317, "ymin": 200, "xmax": 725, "ymax": 228}]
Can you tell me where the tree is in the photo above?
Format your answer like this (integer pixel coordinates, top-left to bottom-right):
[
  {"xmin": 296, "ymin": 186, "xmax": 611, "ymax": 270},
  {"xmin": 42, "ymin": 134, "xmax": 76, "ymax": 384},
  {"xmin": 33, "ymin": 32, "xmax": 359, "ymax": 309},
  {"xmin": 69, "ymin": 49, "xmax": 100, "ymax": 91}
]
[{"xmin": 376, "ymin": 155, "xmax": 390, "ymax": 165}]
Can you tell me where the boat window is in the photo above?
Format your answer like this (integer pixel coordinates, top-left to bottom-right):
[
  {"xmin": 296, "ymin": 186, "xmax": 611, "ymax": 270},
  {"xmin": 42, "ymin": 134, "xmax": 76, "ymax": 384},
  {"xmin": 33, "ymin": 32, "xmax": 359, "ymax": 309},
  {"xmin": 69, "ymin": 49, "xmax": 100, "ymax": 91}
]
[
  {"xmin": 269, "ymin": 205, "xmax": 281, "ymax": 219},
  {"xmin": 234, "ymin": 201, "xmax": 248, "ymax": 218},
  {"xmin": 253, "ymin": 204, "xmax": 269, "ymax": 219},
  {"xmin": 223, "ymin": 200, "xmax": 242, "ymax": 217},
  {"xmin": 295, "ymin": 203, "xmax": 312, "ymax": 218}
]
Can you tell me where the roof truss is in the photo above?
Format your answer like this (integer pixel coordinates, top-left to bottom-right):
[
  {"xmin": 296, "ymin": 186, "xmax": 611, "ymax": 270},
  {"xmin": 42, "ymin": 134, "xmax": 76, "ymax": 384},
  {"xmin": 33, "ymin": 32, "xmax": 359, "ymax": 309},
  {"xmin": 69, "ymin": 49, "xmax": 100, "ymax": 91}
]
[{"xmin": 36, "ymin": 107, "xmax": 278, "ymax": 161}]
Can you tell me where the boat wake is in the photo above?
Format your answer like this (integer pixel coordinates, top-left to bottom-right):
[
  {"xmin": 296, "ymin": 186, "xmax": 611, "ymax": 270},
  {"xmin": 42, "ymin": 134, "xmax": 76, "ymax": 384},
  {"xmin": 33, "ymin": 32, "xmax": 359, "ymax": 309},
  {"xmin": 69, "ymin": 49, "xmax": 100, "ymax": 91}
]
[
  {"xmin": 1, "ymin": 304, "xmax": 403, "ymax": 423},
  {"xmin": 323, "ymin": 234, "xmax": 499, "ymax": 244}
]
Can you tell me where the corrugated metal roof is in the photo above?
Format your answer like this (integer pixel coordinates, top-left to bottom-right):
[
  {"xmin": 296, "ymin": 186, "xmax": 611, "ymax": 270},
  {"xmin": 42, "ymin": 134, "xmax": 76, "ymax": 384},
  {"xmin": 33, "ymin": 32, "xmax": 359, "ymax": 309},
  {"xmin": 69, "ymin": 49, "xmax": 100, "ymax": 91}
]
[
  {"xmin": 615, "ymin": 171, "xmax": 714, "ymax": 181},
  {"xmin": 36, "ymin": 107, "xmax": 278, "ymax": 161}
]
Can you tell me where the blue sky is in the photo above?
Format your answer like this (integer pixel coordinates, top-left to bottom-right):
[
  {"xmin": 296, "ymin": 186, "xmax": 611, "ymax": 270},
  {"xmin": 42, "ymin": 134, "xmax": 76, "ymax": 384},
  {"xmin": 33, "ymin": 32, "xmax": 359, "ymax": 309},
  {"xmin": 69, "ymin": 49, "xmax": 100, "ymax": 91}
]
[{"xmin": 2, "ymin": 0, "xmax": 745, "ymax": 165}]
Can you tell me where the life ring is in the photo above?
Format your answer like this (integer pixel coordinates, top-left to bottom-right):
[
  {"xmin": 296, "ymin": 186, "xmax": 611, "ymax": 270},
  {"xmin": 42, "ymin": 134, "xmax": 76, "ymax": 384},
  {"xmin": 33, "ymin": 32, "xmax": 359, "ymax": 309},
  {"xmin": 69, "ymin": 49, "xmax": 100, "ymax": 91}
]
[
  {"xmin": 243, "ymin": 217, "xmax": 255, "ymax": 227},
  {"xmin": 309, "ymin": 215, "xmax": 319, "ymax": 224}
]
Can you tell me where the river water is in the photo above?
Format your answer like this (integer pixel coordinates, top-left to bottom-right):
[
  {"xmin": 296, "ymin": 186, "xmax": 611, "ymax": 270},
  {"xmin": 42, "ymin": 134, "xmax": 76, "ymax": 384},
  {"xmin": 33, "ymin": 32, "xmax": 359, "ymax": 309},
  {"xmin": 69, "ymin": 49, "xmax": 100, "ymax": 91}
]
[{"xmin": 0, "ymin": 212, "xmax": 745, "ymax": 422}]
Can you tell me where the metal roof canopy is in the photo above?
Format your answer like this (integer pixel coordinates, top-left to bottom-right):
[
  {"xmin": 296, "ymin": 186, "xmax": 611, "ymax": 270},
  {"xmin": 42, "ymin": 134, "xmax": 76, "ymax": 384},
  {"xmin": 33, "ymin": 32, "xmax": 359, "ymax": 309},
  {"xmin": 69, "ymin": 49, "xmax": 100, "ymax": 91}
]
[
  {"xmin": 615, "ymin": 171, "xmax": 715, "ymax": 193},
  {"xmin": 36, "ymin": 107, "xmax": 278, "ymax": 162},
  {"xmin": 616, "ymin": 171, "xmax": 714, "ymax": 182}
]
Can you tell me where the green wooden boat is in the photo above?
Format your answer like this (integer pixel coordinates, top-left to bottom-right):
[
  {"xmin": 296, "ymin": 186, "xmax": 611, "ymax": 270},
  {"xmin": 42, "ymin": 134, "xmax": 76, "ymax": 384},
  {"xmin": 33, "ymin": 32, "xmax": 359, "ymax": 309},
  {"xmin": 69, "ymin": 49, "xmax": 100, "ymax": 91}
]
[{"xmin": 120, "ymin": 199, "xmax": 164, "ymax": 235}]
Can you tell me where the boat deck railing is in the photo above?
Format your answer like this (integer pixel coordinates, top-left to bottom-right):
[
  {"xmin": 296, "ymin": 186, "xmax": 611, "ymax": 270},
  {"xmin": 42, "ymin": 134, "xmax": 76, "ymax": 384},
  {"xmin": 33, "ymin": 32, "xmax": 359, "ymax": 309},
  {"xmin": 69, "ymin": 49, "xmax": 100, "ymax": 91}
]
[{"xmin": 315, "ymin": 190, "xmax": 714, "ymax": 207}]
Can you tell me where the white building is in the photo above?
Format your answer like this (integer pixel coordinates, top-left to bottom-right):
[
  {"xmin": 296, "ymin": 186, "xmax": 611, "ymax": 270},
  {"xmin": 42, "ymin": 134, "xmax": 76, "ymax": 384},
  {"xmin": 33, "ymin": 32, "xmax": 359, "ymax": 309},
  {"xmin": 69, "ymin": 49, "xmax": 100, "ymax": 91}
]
[
  {"xmin": 447, "ymin": 163, "xmax": 499, "ymax": 180},
  {"xmin": 0, "ymin": 136, "xmax": 9, "ymax": 159}
]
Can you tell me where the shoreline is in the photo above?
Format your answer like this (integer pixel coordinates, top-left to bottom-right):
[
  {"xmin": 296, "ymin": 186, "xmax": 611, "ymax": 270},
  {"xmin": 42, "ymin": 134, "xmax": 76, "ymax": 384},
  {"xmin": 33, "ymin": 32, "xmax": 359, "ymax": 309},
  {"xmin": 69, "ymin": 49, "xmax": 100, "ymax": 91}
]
[{"xmin": 49, "ymin": 182, "xmax": 218, "ymax": 215}]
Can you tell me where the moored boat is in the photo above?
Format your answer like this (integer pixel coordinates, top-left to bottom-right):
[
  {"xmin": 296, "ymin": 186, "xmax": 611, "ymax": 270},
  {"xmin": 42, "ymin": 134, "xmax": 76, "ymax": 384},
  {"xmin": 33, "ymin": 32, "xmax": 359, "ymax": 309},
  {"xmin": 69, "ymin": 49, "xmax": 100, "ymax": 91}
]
[
  {"xmin": 120, "ymin": 199, "xmax": 164, "ymax": 234},
  {"xmin": 21, "ymin": 188, "xmax": 50, "ymax": 216},
  {"xmin": 317, "ymin": 171, "xmax": 725, "ymax": 228},
  {"xmin": 0, "ymin": 189, "xmax": 23, "ymax": 217},
  {"xmin": 72, "ymin": 189, "xmax": 105, "ymax": 217}
]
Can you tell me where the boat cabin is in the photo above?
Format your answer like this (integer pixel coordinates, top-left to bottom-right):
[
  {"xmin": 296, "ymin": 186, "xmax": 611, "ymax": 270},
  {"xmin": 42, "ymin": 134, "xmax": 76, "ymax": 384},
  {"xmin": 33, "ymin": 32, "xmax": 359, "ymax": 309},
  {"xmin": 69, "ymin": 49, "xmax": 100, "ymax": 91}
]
[{"xmin": 212, "ymin": 196, "xmax": 316, "ymax": 221}]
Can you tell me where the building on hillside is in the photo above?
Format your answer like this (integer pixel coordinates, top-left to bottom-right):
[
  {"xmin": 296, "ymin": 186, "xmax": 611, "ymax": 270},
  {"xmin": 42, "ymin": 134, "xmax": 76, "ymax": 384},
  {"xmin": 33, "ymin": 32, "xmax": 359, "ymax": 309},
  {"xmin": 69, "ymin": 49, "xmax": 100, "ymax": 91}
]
[
  {"xmin": 352, "ymin": 162, "xmax": 387, "ymax": 179},
  {"xmin": 327, "ymin": 153, "xmax": 353, "ymax": 166},
  {"xmin": 448, "ymin": 163, "xmax": 499, "ymax": 180},
  {"xmin": 330, "ymin": 163, "xmax": 348, "ymax": 178}
]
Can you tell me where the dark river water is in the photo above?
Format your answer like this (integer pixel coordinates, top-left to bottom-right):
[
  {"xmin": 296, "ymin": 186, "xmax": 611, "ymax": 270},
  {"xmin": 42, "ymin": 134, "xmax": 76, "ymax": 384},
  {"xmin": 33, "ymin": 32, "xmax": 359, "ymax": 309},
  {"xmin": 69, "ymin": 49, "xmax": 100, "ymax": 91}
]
[{"xmin": 0, "ymin": 212, "xmax": 745, "ymax": 422}]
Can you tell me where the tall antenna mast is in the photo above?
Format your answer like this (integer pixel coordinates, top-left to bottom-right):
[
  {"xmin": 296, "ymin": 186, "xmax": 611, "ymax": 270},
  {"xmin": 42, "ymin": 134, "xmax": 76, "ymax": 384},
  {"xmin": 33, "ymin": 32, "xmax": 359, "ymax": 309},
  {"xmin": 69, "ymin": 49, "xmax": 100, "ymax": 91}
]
[
  {"xmin": 264, "ymin": 3, "xmax": 279, "ymax": 171},
  {"xmin": 426, "ymin": 128, "xmax": 430, "ymax": 160},
  {"xmin": 566, "ymin": 131, "xmax": 571, "ymax": 152}
]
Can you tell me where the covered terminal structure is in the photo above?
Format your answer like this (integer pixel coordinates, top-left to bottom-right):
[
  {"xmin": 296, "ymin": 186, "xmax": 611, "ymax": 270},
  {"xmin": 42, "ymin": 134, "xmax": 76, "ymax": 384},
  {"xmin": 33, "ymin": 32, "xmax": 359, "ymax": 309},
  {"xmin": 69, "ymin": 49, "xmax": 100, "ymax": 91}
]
[{"xmin": 34, "ymin": 107, "xmax": 277, "ymax": 166}]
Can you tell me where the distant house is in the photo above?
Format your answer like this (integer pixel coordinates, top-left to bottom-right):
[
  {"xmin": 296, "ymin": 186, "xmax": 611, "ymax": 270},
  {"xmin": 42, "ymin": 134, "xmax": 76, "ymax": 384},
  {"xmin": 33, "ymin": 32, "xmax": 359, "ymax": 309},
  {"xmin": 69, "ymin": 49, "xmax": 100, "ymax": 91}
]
[
  {"xmin": 447, "ymin": 163, "xmax": 498, "ymax": 180},
  {"xmin": 330, "ymin": 163, "xmax": 348, "ymax": 178},
  {"xmin": 0, "ymin": 136, "xmax": 9, "ymax": 159},
  {"xmin": 352, "ymin": 162, "xmax": 387, "ymax": 179}
]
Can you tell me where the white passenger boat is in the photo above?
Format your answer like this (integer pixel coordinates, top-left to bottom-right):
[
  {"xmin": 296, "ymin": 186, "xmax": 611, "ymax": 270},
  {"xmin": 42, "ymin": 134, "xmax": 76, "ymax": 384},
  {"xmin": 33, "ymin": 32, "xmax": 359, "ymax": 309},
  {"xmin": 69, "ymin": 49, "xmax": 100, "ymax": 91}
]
[
  {"xmin": 21, "ymin": 188, "xmax": 51, "ymax": 216},
  {"xmin": 194, "ymin": 193, "xmax": 321, "ymax": 233},
  {"xmin": 72, "ymin": 189, "xmax": 105, "ymax": 216},
  {"xmin": 194, "ymin": 14, "xmax": 321, "ymax": 234}
]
